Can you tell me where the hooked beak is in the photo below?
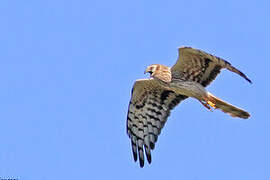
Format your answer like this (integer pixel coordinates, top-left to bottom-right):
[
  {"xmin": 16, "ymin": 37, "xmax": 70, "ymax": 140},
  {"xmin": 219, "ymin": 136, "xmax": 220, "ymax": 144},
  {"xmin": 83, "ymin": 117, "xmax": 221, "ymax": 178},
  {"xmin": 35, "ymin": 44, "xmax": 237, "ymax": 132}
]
[{"xmin": 144, "ymin": 67, "xmax": 150, "ymax": 74}]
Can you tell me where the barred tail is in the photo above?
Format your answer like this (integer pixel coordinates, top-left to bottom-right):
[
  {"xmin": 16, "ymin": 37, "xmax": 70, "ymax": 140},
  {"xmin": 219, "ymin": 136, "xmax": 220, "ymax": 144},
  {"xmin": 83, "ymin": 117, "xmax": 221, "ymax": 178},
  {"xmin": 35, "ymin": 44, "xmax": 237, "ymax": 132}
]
[{"xmin": 208, "ymin": 93, "xmax": 250, "ymax": 119}]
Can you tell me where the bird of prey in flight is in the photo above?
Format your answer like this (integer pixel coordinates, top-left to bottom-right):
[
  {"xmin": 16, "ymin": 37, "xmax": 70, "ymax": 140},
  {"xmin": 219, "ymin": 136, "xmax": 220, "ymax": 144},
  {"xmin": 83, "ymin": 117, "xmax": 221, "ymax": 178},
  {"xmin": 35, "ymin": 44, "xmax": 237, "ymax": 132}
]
[{"xmin": 126, "ymin": 47, "xmax": 251, "ymax": 167}]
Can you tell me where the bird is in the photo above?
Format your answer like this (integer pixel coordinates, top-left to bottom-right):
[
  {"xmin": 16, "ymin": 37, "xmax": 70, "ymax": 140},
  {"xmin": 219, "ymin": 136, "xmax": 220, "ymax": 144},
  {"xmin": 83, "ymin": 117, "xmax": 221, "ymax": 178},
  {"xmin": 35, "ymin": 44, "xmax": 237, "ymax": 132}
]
[{"xmin": 126, "ymin": 46, "xmax": 252, "ymax": 168}]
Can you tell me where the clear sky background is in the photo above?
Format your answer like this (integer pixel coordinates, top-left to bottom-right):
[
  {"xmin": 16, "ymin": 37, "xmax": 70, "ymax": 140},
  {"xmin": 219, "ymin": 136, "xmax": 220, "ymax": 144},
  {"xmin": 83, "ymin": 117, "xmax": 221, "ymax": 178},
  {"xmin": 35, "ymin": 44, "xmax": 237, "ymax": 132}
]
[{"xmin": 0, "ymin": 0, "xmax": 269, "ymax": 180}]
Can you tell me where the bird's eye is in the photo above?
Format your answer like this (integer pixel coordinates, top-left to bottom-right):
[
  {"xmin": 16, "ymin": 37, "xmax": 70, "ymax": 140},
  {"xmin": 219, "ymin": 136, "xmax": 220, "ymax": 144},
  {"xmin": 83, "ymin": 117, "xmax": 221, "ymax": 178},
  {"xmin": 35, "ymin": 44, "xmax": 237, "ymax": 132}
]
[{"xmin": 149, "ymin": 71, "xmax": 153, "ymax": 75}]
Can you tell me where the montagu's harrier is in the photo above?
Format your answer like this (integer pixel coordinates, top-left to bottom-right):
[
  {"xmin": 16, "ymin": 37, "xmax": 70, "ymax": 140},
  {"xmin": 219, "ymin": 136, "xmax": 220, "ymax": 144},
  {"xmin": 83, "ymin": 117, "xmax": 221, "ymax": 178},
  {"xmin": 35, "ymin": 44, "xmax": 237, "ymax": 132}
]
[{"xmin": 126, "ymin": 47, "xmax": 251, "ymax": 167}]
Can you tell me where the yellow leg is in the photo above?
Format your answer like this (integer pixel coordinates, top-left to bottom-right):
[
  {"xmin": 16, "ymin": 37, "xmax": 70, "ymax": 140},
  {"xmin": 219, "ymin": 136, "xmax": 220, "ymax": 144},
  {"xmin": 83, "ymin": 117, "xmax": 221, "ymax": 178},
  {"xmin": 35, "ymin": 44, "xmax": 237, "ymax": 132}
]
[
  {"xmin": 200, "ymin": 99, "xmax": 216, "ymax": 111},
  {"xmin": 207, "ymin": 100, "xmax": 216, "ymax": 109},
  {"xmin": 199, "ymin": 100, "xmax": 212, "ymax": 111}
]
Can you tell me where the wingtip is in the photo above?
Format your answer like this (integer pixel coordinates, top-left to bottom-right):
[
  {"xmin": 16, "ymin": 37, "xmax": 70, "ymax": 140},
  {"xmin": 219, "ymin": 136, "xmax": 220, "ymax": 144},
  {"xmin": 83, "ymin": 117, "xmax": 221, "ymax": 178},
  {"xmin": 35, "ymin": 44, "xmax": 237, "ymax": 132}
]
[
  {"xmin": 243, "ymin": 75, "xmax": 252, "ymax": 84},
  {"xmin": 146, "ymin": 153, "xmax": 152, "ymax": 164},
  {"xmin": 139, "ymin": 158, "xmax": 144, "ymax": 168},
  {"xmin": 227, "ymin": 65, "xmax": 252, "ymax": 84},
  {"xmin": 133, "ymin": 152, "xmax": 138, "ymax": 162}
]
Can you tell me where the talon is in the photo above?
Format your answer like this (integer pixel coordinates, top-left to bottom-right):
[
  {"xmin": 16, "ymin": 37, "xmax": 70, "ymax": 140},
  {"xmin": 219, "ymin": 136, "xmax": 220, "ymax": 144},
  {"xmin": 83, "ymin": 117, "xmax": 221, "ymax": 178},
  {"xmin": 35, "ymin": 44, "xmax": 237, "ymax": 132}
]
[
  {"xmin": 200, "ymin": 100, "xmax": 212, "ymax": 111},
  {"xmin": 207, "ymin": 100, "xmax": 216, "ymax": 109},
  {"xmin": 200, "ymin": 99, "xmax": 216, "ymax": 111}
]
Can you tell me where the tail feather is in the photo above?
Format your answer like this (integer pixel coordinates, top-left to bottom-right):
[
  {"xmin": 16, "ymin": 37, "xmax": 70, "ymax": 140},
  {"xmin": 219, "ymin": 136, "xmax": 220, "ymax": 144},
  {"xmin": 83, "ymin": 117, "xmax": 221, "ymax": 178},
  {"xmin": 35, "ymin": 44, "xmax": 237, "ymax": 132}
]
[{"xmin": 208, "ymin": 93, "xmax": 250, "ymax": 119}]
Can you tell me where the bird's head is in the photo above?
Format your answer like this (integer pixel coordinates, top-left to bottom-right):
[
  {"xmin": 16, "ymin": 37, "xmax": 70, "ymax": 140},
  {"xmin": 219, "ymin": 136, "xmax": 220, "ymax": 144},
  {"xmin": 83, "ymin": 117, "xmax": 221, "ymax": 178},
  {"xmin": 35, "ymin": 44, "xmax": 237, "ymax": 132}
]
[{"xmin": 144, "ymin": 64, "xmax": 171, "ymax": 83}]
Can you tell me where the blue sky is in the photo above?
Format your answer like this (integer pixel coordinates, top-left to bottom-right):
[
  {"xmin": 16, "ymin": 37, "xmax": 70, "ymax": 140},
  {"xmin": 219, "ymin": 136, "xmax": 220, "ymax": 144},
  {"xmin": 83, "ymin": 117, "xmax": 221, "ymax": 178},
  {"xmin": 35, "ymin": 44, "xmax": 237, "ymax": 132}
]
[{"xmin": 0, "ymin": 0, "xmax": 269, "ymax": 179}]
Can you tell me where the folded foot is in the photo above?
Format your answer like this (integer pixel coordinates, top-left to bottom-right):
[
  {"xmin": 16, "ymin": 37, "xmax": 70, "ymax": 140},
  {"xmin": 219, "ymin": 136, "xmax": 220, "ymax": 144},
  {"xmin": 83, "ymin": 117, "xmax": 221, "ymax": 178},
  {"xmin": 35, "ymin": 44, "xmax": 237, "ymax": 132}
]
[{"xmin": 199, "ymin": 99, "xmax": 216, "ymax": 111}]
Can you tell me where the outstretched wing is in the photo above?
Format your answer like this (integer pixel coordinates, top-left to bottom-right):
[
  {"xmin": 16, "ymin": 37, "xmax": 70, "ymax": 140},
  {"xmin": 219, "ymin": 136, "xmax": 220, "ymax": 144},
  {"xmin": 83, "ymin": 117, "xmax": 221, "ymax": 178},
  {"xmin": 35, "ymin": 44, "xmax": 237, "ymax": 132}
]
[
  {"xmin": 126, "ymin": 79, "xmax": 187, "ymax": 167},
  {"xmin": 171, "ymin": 47, "xmax": 252, "ymax": 87}
]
